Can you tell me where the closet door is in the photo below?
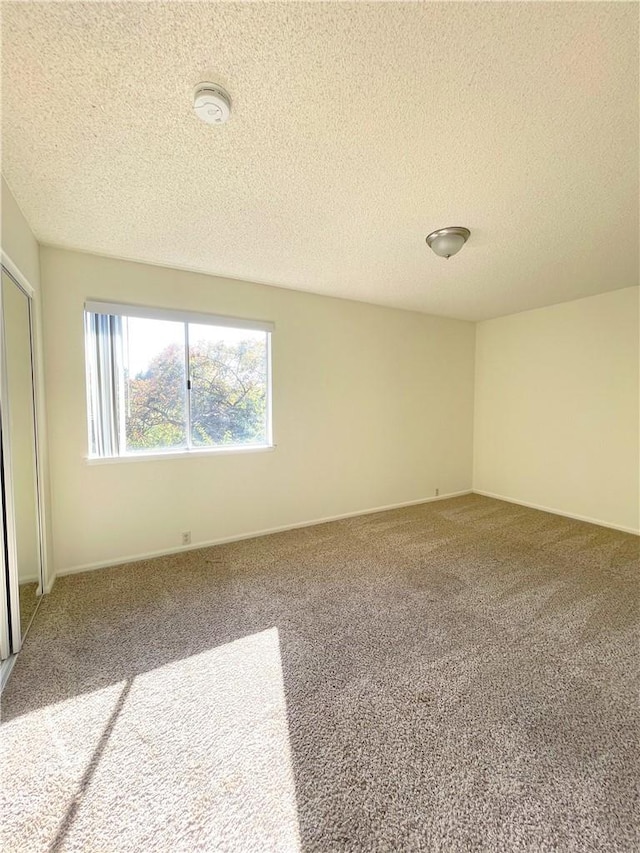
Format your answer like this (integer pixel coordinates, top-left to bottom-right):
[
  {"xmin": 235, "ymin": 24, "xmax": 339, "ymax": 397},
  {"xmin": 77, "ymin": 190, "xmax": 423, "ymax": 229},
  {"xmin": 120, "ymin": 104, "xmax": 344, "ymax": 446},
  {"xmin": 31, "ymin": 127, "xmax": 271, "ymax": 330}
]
[
  {"xmin": 1, "ymin": 268, "xmax": 43, "ymax": 652},
  {"xmin": 0, "ymin": 471, "xmax": 10, "ymax": 660}
]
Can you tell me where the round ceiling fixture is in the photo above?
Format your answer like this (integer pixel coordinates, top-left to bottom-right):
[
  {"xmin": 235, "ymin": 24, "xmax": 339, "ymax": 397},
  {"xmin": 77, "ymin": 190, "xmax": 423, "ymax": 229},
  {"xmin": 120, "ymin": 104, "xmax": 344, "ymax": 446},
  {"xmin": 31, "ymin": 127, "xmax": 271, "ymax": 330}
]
[
  {"xmin": 193, "ymin": 83, "xmax": 231, "ymax": 125},
  {"xmin": 425, "ymin": 226, "xmax": 470, "ymax": 259}
]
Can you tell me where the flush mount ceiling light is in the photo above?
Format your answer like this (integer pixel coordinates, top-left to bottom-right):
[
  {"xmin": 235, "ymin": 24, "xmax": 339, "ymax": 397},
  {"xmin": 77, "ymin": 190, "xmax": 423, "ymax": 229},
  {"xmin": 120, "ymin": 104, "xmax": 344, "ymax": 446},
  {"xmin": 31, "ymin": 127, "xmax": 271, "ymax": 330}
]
[
  {"xmin": 193, "ymin": 82, "xmax": 231, "ymax": 125},
  {"xmin": 425, "ymin": 226, "xmax": 470, "ymax": 259}
]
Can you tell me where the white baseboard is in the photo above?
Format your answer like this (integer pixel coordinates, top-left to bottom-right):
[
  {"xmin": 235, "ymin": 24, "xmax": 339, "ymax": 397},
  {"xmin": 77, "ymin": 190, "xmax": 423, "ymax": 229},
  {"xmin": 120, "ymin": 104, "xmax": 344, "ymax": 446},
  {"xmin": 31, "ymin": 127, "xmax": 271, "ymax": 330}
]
[
  {"xmin": 54, "ymin": 489, "xmax": 473, "ymax": 579},
  {"xmin": 473, "ymin": 489, "xmax": 640, "ymax": 536}
]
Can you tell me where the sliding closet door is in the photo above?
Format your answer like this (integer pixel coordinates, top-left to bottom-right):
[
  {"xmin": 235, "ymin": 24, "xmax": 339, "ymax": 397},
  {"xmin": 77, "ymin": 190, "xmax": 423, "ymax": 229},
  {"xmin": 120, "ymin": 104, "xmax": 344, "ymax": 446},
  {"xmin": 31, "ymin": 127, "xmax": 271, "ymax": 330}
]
[
  {"xmin": 0, "ymin": 474, "xmax": 10, "ymax": 660},
  {"xmin": 1, "ymin": 268, "xmax": 43, "ymax": 651}
]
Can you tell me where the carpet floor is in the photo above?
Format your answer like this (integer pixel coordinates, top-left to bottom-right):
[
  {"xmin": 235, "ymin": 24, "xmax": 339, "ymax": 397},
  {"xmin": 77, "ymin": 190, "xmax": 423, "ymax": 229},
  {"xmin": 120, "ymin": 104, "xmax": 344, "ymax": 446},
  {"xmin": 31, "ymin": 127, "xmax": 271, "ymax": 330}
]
[{"xmin": 1, "ymin": 494, "xmax": 639, "ymax": 852}]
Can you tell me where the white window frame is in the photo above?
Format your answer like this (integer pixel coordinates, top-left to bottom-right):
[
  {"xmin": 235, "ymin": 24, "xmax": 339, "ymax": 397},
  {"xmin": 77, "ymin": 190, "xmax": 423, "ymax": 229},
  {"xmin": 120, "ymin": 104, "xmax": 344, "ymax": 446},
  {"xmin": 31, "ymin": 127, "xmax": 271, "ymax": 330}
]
[{"xmin": 84, "ymin": 300, "xmax": 274, "ymax": 462}]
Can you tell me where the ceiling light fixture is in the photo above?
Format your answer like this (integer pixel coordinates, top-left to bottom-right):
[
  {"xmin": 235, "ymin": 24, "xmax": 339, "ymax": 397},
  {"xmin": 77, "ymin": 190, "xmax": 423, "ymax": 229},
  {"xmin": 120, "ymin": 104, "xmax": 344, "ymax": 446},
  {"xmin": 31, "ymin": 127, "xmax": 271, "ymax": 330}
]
[
  {"xmin": 425, "ymin": 226, "xmax": 470, "ymax": 259},
  {"xmin": 193, "ymin": 82, "xmax": 231, "ymax": 125}
]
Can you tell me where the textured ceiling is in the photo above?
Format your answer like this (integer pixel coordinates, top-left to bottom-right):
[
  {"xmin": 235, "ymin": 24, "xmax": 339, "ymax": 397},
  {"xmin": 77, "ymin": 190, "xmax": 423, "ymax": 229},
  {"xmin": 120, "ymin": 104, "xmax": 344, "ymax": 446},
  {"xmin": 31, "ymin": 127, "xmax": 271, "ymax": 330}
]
[{"xmin": 1, "ymin": 1, "xmax": 638, "ymax": 321}]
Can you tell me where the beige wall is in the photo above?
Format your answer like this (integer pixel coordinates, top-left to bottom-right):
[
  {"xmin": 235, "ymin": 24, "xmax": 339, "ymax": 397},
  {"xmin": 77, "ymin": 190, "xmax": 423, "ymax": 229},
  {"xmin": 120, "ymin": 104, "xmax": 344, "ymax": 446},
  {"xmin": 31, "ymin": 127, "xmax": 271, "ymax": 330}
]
[
  {"xmin": 40, "ymin": 247, "xmax": 476, "ymax": 572},
  {"xmin": 1, "ymin": 176, "xmax": 40, "ymax": 289},
  {"xmin": 474, "ymin": 287, "xmax": 640, "ymax": 533}
]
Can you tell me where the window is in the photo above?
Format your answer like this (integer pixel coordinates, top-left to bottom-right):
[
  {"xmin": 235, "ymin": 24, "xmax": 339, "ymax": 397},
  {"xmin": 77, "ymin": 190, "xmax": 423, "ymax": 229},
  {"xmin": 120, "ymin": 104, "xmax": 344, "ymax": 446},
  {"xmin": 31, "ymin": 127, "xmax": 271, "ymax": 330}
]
[{"xmin": 84, "ymin": 301, "xmax": 273, "ymax": 459}]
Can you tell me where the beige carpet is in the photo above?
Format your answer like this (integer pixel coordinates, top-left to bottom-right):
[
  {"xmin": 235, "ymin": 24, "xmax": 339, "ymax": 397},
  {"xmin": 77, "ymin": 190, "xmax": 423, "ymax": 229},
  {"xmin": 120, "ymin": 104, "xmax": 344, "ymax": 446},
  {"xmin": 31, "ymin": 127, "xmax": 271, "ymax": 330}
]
[{"xmin": 1, "ymin": 494, "xmax": 639, "ymax": 852}]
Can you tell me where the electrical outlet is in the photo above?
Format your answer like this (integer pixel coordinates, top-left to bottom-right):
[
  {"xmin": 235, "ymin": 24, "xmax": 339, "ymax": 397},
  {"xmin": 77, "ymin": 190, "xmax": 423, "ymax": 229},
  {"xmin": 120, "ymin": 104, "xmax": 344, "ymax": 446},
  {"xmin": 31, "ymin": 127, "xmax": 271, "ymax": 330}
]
[
  {"xmin": 182, "ymin": 531, "xmax": 191, "ymax": 545},
  {"xmin": 435, "ymin": 488, "xmax": 439, "ymax": 496}
]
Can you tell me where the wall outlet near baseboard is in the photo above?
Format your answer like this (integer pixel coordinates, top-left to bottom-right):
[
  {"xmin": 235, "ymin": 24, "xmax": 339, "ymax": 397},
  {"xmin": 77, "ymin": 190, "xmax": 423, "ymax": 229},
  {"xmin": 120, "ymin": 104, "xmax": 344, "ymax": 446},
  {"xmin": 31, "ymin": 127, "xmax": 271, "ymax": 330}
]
[
  {"xmin": 181, "ymin": 531, "xmax": 191, "ymax": 545},
  {"xmin": 435, "ymin": 488, "xmax": 439, "ymax": 496}
]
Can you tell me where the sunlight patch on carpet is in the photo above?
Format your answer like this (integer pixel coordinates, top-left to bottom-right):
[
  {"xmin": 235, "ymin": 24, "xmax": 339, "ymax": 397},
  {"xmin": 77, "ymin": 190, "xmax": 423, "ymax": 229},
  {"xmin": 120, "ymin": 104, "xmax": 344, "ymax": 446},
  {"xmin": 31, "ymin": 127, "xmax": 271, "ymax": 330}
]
[{"xmin": 1, "ymin": 628, "xmax": 301, "ymax": 852}]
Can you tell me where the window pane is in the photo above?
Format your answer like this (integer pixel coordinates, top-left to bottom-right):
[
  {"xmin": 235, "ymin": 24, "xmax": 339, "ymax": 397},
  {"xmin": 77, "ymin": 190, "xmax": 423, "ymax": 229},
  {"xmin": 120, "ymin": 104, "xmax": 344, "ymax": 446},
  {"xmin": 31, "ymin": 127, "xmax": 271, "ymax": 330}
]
[
  {"xmin": 123, "ymin": 317, "xmax": 187, "ymax": 452},
  {"xmin": 188, "ymin": 324, "xmax": 268, "ymax": 447}
]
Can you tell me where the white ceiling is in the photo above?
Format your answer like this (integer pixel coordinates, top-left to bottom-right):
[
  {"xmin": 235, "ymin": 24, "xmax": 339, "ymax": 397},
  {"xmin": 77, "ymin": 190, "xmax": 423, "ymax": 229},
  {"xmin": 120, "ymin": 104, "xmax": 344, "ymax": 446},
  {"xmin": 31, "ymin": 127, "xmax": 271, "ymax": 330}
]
[{"xmin": 1, "ymin": 1, "xmax": 638, "ymax": 321}]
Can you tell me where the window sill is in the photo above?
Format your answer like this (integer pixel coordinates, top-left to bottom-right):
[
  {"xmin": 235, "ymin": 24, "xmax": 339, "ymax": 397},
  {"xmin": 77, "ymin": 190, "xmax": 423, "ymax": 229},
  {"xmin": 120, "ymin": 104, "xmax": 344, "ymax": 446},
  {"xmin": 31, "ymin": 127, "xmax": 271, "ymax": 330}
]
[{"xmin": 85, "ymin": 445, "xmax": 276, "ymax": 464}]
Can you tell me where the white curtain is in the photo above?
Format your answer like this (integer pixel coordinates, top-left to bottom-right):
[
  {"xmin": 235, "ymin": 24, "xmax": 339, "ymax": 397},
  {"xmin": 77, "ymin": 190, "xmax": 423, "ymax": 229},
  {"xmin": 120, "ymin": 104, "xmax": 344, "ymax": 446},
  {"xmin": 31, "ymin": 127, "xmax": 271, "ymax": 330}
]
[{"xmin": 85, "ymin": 312, "xmax": 123, "ymax": 457}]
